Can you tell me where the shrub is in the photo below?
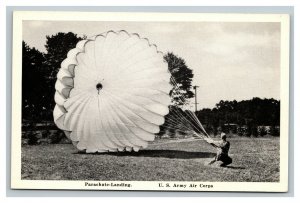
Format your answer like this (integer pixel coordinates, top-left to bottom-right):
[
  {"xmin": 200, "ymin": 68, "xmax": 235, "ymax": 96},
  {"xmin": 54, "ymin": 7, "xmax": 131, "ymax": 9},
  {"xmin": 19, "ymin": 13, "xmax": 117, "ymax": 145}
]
[
  {"xmin": 245, "ymin": 126, "xmax": 252, "ymax": 137},
  {"xmin": 49, "ymin": 130, "xmax": 65, "ymax": 144},
  {"xmin": 258, "ymin": 126, "xmax": 267, "ymax": 137},
  {"xmin": 41, "ymin": 130, "xmax": 50, "ymax": 138},
  {"xmin": 251, "ymin": 125, "xmax": 258, "ymax": 137},
  {"xmin": 237, "ymin": 126, "xmax": 244, "ymax": 136},
  {"xmin": 231, "ymin": 126, "xmax": 237, "ymax": 134},
  {"xmin": 269, "ymin": 126, "xmax": 280, "ymax": 137},
  {"xmin": 28, "ymin": 132, "xmax": 39, "ymax": 145}
]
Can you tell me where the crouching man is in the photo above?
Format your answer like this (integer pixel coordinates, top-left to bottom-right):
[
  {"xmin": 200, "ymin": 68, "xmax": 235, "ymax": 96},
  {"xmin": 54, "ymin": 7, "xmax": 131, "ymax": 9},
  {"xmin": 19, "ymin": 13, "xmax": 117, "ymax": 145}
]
[{"xmin": 204, "ymin": 132, "xmax": 232, "ymax": 167}]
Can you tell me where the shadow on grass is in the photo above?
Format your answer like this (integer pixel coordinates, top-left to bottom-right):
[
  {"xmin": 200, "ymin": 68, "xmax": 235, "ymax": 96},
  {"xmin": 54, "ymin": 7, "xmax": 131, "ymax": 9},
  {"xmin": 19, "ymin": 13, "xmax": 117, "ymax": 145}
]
[
  {"xmin": 74, "ymin": 150, "xmax": 216, "ymax": 159},
  {"xmin": 224, "ymin": 166, "xmax": 246, "ymax": 170}
]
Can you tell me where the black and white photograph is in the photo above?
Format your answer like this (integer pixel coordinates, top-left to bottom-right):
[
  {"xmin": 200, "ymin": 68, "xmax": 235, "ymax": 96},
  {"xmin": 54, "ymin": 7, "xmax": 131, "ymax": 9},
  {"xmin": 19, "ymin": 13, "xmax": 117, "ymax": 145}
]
[{"xmin": 11, "ymin": 11, "xmax": 290, "ymax": 192}]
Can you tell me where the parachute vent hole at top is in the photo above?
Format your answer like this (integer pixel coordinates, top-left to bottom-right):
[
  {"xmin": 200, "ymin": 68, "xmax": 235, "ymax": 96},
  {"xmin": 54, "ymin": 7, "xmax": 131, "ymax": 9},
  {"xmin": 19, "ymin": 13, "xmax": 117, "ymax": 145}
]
[{"xmin": 96, "ymin": 83, "xmax": 103, "ymax": 93}]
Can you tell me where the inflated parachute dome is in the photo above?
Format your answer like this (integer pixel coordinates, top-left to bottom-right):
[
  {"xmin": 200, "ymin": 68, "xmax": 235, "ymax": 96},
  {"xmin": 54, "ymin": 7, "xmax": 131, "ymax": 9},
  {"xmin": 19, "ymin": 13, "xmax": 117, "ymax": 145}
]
[{"xmin": 53, "ymin": 30, "xmax": 172, "ymax": 153}]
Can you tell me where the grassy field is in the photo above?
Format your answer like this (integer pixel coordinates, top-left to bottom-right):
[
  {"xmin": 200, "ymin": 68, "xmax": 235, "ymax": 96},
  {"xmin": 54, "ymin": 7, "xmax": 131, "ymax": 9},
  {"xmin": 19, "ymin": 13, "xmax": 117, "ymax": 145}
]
[{"xmin": 21, "ymin": 137, "xmax": 280, "ymax": 182}]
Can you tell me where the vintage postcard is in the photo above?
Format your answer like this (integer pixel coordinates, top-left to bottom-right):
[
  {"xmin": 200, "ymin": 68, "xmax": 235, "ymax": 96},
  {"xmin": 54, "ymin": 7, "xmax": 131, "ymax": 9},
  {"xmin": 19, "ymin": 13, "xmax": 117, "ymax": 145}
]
[{"xmin": 11, "ymin": 11, "xmax": 290, "ymax": 192}]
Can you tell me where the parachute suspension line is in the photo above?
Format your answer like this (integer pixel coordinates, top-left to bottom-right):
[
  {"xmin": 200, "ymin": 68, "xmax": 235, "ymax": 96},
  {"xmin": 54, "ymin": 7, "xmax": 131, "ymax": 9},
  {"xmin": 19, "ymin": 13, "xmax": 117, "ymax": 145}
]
[
  {"xmin": 167, "ymin": 78, "xmax": 201, "ymax": 135},
  {"xmin": 161, "ymin": 120, "xmax": 195, "ymax": 135},
  {"xmin": 174, "ymin": 108, "xmax": 206, "ymax": 138},
  {"xmin": 168, "ymin": 77, "xmax": 201, "ymax": 130},
  {"xmin": 163, "ymin": 115, "xmax": 192, "ymax": 131},
  {"xmin": 187, "ymin": 111, "xmax": 206, "ymax": 134},
  {"xmin": 186, "ymin": 110, "xmax": 209, "ymax": 137},
  {"xmin": 169, "ymin": 76, "xmax": 204, "ymax": 132},
  {"xmin": 164, "ymin": 106, "xmax": 196, "ymax": 132},
  {"xmin": 159, "ymin": 108, "xmax": 197, "ymax": 134},
  {"xmin": 168, "ymin": 75, "xmax": 211, "ymax": 139},
  {"xmin": 168, "ymin": 106, "xmax": 203, "ymax": 135},
  {"xmin": 166, "ymin": 107, "xmax": 192, "ymax": 127}
]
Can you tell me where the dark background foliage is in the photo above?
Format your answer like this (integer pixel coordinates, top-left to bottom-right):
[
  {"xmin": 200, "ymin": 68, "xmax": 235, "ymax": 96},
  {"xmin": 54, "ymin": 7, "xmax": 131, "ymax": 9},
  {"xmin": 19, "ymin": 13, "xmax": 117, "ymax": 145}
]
[{"xmin": 22, "ymin": 32, "xmax": 85, "ymax": 122}]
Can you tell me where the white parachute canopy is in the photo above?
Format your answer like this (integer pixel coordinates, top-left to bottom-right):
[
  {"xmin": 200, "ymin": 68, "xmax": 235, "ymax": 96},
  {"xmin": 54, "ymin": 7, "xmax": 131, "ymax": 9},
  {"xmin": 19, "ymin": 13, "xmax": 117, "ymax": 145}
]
[{"xmin": 53, "ymin": 30, "xmax": 172, "ymax": 153}]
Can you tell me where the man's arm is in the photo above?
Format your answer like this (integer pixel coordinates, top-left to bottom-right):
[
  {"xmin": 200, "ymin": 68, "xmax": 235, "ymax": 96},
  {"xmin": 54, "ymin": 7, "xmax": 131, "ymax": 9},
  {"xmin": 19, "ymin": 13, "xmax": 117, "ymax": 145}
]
[{"xmin": 204, "ymin": 137, "xmax": 221, "ymax": 148}]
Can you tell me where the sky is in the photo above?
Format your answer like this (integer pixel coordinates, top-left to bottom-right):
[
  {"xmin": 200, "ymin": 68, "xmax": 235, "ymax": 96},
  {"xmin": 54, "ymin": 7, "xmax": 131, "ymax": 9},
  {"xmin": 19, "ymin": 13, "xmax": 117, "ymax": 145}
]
[{"xmin": 23, "ymin": 20, "xmax": 281, "ymax": 109}]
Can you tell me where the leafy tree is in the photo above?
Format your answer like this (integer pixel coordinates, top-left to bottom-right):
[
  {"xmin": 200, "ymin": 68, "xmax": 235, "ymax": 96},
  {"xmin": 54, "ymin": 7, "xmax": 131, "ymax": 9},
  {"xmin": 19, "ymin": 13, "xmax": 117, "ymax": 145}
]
[
  {"xmin": 44, "ymin": 32, "xmax": 86, "ymax": 79},
  {"xmin": 164, "ymin": 52, "xmax": 194, "ymax": 106},
  {"xmin": 22, "ymin": 32, "xmax": 85, "ymax": 123},
  {"xmin": 157, "ymin": 53, "xmax": 194, "ymax": 137},
  {"xmin": 22, "ymin": 41, "xmax": 47, "ymax": 121},
  {"xmin": 43, "ymin": 32, "xmax": 85, "ymax": 119}
]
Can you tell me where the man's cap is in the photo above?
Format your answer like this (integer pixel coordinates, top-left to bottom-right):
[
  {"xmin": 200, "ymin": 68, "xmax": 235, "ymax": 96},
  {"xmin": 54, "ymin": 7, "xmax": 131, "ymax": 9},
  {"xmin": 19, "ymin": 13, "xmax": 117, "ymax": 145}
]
[{"xmin": 221, "ymin": 132, "xmax": 226, "ymax": 139}]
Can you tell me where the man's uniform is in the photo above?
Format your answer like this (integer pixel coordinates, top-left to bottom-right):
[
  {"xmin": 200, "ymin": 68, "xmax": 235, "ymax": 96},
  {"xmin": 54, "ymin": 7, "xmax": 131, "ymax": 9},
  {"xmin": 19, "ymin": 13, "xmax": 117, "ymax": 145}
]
[{"xmin": 213, "ymin": 140, "xmax": 232, "ymax": 166}]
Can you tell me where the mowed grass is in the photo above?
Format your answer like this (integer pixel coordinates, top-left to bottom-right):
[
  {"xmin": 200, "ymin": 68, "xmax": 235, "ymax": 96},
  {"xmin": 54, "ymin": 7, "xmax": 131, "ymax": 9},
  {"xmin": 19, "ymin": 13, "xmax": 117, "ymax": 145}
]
[{"xmin": 21, "ymin": 137, "xmax": 280, "ymax": 182}]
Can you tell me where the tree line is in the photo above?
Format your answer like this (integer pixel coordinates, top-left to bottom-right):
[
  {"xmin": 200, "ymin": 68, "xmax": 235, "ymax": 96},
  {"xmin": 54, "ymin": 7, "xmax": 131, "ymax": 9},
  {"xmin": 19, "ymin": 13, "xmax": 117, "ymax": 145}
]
[{"xmin": 195, "ymin": 98, "xmax": 280, "ymax": 137}]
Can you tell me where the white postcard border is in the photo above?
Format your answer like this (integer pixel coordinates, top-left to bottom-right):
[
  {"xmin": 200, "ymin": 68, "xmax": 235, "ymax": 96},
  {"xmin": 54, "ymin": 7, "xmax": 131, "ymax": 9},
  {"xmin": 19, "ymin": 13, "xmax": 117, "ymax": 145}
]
[{"xmin": 11, "ymin": 11, "xmax": 290, "ymax": 192}]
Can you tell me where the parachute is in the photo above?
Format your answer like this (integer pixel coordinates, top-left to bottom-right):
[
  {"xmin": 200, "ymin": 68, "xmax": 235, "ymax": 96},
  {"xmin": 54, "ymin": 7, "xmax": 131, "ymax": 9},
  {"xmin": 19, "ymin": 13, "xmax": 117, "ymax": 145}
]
[
  {"xmin": 53, "ymin": 30, "xmax": 213, "ymax": 153},
  {"xmin": 53, "ymin": 30, "xmax": 172, "ymax": 153}
]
